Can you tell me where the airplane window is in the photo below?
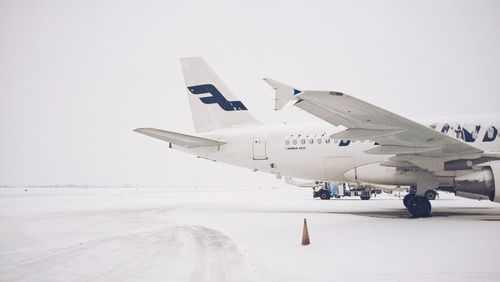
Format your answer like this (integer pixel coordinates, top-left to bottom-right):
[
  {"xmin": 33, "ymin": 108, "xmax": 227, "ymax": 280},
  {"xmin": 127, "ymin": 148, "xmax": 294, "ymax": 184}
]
[
  {"xmin": 293, "ymin": 140, "xmax": 297, "ymax": 145},
  {"xmin": 317, "ymin": 139, "xmax": 322, "ymax": 144},
  {"xmin": 325, "ymin": 139, "xmax": 330, "ymax": 144},
  {"xmin": 309, "ymin": 139, "xmax": 314, "ymax": 144},
  {"xmin": 285, "ymin": 140, "xmax": 290, "ymax": 145},
  {"xmin": 301, "ymin": 139, "xmax": 305, "ymax": 145}
]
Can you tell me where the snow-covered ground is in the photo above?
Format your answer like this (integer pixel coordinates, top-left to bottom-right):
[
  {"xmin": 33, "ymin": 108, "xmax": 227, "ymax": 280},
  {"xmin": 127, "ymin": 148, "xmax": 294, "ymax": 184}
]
[{"xmin": 1, "ymin": 186, "xmax": 500, "ymax": 282}]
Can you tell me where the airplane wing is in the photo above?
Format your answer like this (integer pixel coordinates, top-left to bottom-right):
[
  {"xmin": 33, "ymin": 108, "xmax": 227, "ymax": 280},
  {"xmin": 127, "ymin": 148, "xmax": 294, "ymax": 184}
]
[
  {"xmin": 264, "ymin": 79, "xmax": 483, "ymax": 171},
  {"xmin": 134, "ymin": 128, "xmax": 226, "ymax": 148}
]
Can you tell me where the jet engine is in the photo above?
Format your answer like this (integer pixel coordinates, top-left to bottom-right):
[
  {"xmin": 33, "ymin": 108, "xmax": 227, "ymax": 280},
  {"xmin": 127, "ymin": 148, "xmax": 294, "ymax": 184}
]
[{"xmin": 453, "ymin": 163, "xmax": 500, "ymax": 203}]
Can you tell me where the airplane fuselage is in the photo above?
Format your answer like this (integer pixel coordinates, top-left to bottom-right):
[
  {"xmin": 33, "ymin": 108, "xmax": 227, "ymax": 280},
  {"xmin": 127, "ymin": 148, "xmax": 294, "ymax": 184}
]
[{"xmin": 175, "ymin": 115, "xmax": 500, "ymax": 187}]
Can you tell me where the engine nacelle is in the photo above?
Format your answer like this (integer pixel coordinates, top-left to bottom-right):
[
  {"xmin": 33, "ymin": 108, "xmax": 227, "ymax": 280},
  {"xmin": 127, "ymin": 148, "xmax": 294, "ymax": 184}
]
[{"xmin": 454, "ymin": 162, "xmax": 500, "ymax": 203}]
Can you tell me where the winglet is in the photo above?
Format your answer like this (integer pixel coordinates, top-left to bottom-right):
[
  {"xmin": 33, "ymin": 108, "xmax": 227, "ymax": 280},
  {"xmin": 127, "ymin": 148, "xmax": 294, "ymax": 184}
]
[{"xmin": 263, "ymin": 78, "xmax": 301, "ymax": 110}]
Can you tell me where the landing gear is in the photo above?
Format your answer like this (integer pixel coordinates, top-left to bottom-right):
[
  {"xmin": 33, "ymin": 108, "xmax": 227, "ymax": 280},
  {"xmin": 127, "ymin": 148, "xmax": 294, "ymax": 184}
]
[
  {"xmin": 424, "ymin": 189, "xmax": 437, "ymax": 200},
  {"xmin": 406, "ymin": 196, "xmax": 431, "ymax": 217},
  {"xmin": 403, "ymin": 193, "xmax": 415, "ymax": 207},
  {"xmin": 403, "ymin": 185, "xmax": 433, "ymax": 217}
]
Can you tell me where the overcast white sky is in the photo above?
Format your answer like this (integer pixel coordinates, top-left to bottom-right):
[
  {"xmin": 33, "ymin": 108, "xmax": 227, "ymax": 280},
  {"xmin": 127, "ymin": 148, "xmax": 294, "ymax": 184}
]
[{"xmin": 1, "ymin": 0, "xmax": 499, "ymax": 187}]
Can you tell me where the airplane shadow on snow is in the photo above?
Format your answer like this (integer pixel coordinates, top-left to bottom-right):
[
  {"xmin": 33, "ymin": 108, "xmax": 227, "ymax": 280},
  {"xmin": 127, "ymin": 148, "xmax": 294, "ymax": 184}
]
[
  {"xmin": 268, "ymin": 206, "xmax": 500, "ymax": 220},
  {"xmin": 329, "ymin": 208, "xmax": 500, "ymax": 220}
]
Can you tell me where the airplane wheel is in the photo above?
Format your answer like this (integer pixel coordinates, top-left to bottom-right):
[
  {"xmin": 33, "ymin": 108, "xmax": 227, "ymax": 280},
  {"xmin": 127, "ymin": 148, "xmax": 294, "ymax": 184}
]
[
  {"xmin": 407, "ymin": 196, "xmax": 431, "ymax": 218},
  {"xmin": 360, "ymin": 195, "xmax": 371, "ymax": 200},
  {"xmin": 403, "ymin": 193, "xmax": 415, "ymax": 207},
  {"xmin": 425, "ymin": 189, "xmax": 437, "ymax": 200}
]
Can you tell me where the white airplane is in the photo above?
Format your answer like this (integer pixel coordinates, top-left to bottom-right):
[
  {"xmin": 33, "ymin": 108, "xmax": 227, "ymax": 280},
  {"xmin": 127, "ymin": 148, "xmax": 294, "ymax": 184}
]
[{"xmin": 135, "ymin": 57, "xmax": 500, "ymax": 217}]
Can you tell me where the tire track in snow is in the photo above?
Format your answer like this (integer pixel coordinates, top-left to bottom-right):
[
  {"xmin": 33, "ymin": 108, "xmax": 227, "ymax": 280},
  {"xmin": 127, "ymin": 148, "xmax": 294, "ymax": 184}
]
[
  {"xmin": 1, "ymin": 220, "xmax": 254, "ymax": 281},
  {"xmin": 186, "ymin": 225, "xmax": 252, "ymax": 282}
]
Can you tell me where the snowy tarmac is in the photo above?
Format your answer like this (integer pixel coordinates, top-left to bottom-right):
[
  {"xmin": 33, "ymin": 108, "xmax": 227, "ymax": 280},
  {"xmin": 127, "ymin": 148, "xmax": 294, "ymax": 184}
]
[{"xmin": 1, "ymin": 186, "xmax": 500, "ymax": 282}]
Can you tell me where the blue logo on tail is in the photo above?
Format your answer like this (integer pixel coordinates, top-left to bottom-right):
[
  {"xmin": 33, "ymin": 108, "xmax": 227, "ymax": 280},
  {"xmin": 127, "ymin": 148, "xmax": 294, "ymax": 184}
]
[{"xmin": 188, "ymin": 84, "xmax": 247, "ymax": 111}]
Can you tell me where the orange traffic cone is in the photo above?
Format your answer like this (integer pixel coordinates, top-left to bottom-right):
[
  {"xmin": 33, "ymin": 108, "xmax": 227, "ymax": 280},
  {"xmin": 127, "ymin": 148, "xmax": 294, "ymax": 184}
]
[{"xmin": 302, "ymin": 218, "xmax": 310, "ymax": 246}]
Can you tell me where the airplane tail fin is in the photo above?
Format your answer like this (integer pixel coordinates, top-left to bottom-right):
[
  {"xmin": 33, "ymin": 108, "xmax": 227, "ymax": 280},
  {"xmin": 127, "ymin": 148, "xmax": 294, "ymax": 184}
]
[{"xmin": 180, "ymin": 57, "xmax": 261, "ymax": 133}]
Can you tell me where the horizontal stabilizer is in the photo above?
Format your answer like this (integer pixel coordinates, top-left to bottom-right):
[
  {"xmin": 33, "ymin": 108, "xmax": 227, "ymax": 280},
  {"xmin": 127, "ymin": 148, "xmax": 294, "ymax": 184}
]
[
  {"xmin": 134, "ymin": 128, "xmax": 226, "ymax": 148},
  {"xmin": 263, "ymin": 78, "xmax": 301, "ymax": 110}
]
